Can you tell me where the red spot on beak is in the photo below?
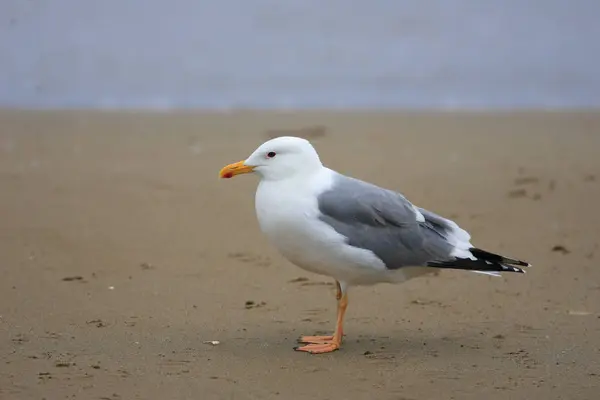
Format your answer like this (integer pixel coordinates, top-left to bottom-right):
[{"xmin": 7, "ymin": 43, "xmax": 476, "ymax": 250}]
[{"xmin": 223, "ymin": 172, "xmax": 233, "ymax": 179}]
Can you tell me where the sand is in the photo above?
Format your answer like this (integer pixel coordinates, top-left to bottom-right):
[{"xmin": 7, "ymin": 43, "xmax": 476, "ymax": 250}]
[{"xmin": 1, "ymin": 110, "xmax": 599, "ymax": 400}]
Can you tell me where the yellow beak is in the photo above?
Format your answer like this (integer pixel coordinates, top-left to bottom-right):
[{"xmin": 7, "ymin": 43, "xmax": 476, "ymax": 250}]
[{"xmin": 219, "ymin": 160, "xmax": 255, "ymax": 179}]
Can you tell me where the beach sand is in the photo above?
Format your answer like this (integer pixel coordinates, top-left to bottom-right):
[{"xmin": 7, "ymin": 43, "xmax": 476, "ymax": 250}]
[{"xmin": 1, "ymin": 110, "xmax": 599, "ymax": 399}]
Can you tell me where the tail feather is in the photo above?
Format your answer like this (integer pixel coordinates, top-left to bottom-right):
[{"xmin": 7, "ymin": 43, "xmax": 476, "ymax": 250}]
[{"xmin": 427, "ymin": 247, "xmax": 531, "ymax": 274}]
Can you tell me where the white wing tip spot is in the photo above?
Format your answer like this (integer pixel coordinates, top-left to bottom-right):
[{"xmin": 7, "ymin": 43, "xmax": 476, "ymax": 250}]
[{"xmin": 413, "ymin": 206, "xmax": 425, "ymax": 222}]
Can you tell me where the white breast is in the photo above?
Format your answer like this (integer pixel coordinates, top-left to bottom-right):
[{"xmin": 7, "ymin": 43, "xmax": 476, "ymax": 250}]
[{"xmin": 253, "ymin": 169, "xmax": 388, "ymax": 284}]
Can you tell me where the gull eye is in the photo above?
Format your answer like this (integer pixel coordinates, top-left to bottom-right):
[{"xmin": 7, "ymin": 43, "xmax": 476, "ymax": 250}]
[{"xmin": 267, "ymin": 151, "xmax": 276, "ymax": 158}]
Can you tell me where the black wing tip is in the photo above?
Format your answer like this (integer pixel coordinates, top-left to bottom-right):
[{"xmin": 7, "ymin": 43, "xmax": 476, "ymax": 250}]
[
  {"xmin": 511, "ymin": 260, "xmax": 531, "ymax": 267},
  {"xmin": 469, "ymin": 247, "xmax": 531, "ymax": 268},
  {"xmin": 427, "ymin": 260, "xmax": 528, "ymax": 274}
]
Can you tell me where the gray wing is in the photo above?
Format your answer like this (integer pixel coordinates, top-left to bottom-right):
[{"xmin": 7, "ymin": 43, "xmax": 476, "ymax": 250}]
[{"xmin": 317, "ymin": 173, "xmax": 457, "ymax": 269}]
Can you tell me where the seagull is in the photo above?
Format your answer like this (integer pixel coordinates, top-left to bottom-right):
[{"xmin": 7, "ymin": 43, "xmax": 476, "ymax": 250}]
[{"xmin": 219, "ymin": 136, "xmax": 530, "ymax": 354}]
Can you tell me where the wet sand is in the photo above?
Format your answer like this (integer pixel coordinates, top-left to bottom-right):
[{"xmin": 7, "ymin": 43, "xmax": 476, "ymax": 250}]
[{"xmin": 1, "ymin": 110, "xmax": 599, "ymax": 399}]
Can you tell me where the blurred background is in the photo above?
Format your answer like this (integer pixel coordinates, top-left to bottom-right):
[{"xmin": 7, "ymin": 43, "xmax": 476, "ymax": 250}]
[{"xmin": 2, "ymin": 0, "xmax": 599, "ymax": 109}]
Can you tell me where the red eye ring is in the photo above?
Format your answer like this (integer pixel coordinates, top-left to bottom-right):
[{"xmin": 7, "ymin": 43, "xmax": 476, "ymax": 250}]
[{"xmin": 267, "ymin": 151, "xmax": 276, "ymax": 158}]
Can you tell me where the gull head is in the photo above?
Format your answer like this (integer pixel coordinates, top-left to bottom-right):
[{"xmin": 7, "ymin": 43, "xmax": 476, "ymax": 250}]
[{"xmin": 219, "ymin": 136, "xmax": 323, "ymax": 181}]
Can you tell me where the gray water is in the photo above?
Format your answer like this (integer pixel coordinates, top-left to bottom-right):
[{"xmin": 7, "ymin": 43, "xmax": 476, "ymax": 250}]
[{"xmin": 1, "ymin": 0, "xmax": 599, "ymax": 109}]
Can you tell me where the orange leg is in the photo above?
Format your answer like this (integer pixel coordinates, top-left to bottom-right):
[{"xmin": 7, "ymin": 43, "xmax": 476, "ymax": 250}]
[{"xmin": 295, "ymin": 281, "xmax": 348, "ymax": 354}]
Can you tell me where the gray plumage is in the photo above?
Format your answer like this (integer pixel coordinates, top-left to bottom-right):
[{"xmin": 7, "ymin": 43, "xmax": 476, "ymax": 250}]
[
  {"xmin": 317, "ymin": 173, "xmax": 529, "ymax": 273},
  {"xmin": 317, "ymin": 173, "xmax": 456, "ymax": 269}
]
